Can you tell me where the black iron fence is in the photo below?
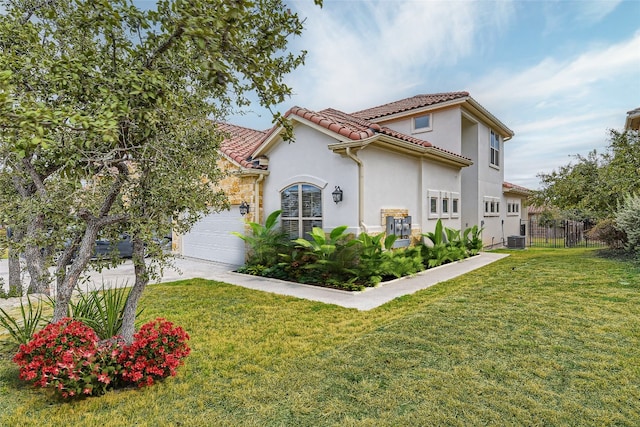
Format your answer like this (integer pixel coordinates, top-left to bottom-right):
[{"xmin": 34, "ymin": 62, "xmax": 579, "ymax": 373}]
[{"xmin": 525, "ymin": 218, "xmax": 608, "ymax": 248}]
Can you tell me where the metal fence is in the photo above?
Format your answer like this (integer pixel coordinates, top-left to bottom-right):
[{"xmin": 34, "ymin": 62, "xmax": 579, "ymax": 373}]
[{"xmin": 525, "ymin": 218, "xmax": 608, "ymax": 248}]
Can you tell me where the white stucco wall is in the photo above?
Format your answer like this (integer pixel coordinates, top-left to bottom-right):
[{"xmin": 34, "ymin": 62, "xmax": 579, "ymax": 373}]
[
  {"xmin": 261, "ymin": 124, "xmax": 359, "ymax": 234},
  {"xmin": 421, "ymin": 160, "xmax": 462, "ymax": 234},
  {"xmin": 358, "ymin": 146, "xmax": 421, "ymax": 234},
  {"xmin": 377, "ymin": 107, "xmax": 462, "ymax": 154}
]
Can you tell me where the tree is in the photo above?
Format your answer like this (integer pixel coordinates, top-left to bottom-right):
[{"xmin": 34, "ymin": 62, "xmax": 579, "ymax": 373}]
[
  {"xmin": 533, "ymin": 130, "xmax": 640, "ymax": 219},
  {"xmin": 0, "ymin": 0, "xmax": 321, "ymax": 343}
]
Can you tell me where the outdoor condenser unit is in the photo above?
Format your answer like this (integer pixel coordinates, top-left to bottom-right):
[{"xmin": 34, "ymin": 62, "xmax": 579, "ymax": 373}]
[{"xmin": 507, "ymin": 235, "xmax": 526, "ymax": 249}]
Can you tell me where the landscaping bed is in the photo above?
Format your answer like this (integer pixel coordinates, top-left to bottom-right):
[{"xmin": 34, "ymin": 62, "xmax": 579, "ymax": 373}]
[{"xmin": 235, "ymin": 212, "xmax": 483, "ymax": 291}]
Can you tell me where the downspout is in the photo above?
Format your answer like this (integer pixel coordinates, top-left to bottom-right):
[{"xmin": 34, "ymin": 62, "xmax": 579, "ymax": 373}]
[
  {"xmin": 345, "ymin": 147, "xmax": 365, "ymax": 234},
  {"xmin": 254, "ymin": 173, "xmax": 265, "ymax": 224}
]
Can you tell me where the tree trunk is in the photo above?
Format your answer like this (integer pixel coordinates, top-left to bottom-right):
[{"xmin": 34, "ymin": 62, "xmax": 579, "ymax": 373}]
[
  {"xmin": 8, "ymin": 248, "xmax": 22, "ymax": 296},
  {"xmin": 51, "ymin": 223, "xmax": 101, "ymax": 322},
  {"xmin": 24, "ymin": 215, "xmax": 51, "ymax": 295},
  {"xmin": 120, "ymin": 237, "xmax": 149, "ymax": 344},
  {"xmin": 7, "ymin": 227, "xmax": 23, "ymax": 296}
]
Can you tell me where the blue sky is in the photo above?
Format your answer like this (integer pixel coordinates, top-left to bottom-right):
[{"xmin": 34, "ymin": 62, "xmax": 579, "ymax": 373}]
[{"xmin": 224, "ymin": 0, "xmax": 640, "ymax": 190}]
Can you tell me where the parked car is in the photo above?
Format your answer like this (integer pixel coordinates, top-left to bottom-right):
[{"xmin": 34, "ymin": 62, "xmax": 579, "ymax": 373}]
[{"xmin": 93, "ymin": 234, "xmax": 133, "ymax": 259}]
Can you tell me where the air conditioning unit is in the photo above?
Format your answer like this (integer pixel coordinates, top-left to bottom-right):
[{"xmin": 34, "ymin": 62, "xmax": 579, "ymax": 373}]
[{"xmin": 507, "ymin": 235, "xmax": 526, "ymax": 249}]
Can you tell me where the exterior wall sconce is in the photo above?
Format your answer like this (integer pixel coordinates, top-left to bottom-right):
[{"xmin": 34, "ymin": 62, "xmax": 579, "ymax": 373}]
[
  {"xmin": 239, "ymin": 201, "xmax": 250, "ymax": 216},
  {"xmin": 332, "ymin": 186, "xmax": 343, "ymax": 204}
]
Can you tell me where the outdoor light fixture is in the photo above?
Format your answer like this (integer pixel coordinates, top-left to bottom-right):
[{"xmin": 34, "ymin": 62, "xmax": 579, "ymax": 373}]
[
  {"xmin": 332, "ymin": 186, "xmax": 343, "ymax": 204},
  {"xmin": 239, "ymin": 201, "xmax": 250, "ymax": 216}
]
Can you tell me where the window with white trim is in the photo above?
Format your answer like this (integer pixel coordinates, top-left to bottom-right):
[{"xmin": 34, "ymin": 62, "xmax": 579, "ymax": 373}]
[
  {"xmin": 451, "ymin": 192, "xmax": 460, "ymax": 218},
  {"xmin": 413, "ymin": 114, "xmax": 432, "ymax": 133},
  {"xmin": 483, "ymin": 196, "xmax": 500, "ymax": 217},
  {"xmin": 490, "ymin": 130, "xmax": 500, "ymax": 167},
  {"xmin": 428, "ymin": 189, "xmax": 439, "ymax": 219},
  {"xmin": 281, "ymin": 184, "xmax": 322, "ymax": 239},
  {"xmin": 507, "ymin": 201, "xmax": 520, "ymax": 216}
]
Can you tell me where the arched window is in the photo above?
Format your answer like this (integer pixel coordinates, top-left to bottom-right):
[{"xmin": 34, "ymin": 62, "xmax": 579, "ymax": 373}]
[{"xmin": 281, "ymin": 184, "xmax": 322, "ymax": 239}]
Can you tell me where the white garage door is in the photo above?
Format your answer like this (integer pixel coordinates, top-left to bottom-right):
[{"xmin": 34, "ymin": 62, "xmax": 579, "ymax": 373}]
[{"xmin": 182, "ymin": 207, "xmax": 246, "ymax": 265}]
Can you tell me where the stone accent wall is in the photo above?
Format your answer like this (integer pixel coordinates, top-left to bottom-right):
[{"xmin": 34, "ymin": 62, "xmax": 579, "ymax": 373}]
[
  {"xmin": 379, "ymin": 208, "xmax": 422, "ymax": 246},
  {"xmin": 380, "ymin": 208, "xmax": 409, "ymax": 226}
]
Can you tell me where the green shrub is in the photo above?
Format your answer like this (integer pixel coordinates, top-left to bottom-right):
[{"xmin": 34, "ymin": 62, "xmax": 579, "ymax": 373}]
[
  {"xmin": 615, "ymin": 193, "xmax": 640, "ymax": 255},
  {"xmin": 353, "ymin": 232, "xmax": 397, "ymax": 286},
  {"xmin": 586, "ymin": 218, "xmax": 626, "ymax": 249},
  {"xmin": 233, "ymin": 210, "xmax": 290, "ymax": 267},
  {"xmin": 463, "ymin": 224, "xmax": 484, "ymax": 255},
  {"xmin": 293, "ymin": 226, "xmax": 358, "ymax": 283},
  {"xmin": 380, "ymin": 246, "xmax": 424, "ymax": 279}
]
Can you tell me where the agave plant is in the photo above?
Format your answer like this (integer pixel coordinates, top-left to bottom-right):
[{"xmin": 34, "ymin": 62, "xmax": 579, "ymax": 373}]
[{"xmin": 0, "ymin": 295, "xmax": 48, "ymax": 346}]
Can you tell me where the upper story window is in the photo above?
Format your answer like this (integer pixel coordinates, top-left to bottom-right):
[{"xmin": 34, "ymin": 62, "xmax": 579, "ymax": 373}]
[
  {"xmin": 281, "ymin": 184, "xmax": 322, "ymax": 239},
  {"xmin": 412, "ymin": 114, "xmax": 432, "ymax": 133},
  {"xmin": 490, "ymin": 130, "xmax": 500, "ymax": 167}
]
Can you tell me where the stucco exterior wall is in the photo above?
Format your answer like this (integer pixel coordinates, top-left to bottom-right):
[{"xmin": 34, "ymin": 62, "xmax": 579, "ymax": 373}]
[
  {"xmin": 376, "ymin": 106, "xmax": 462, "ymax": 154},
  {"xmin": 261, "ymin": 124, "xmax": 359, "ymax": 233},
  {"xmin": 358, "ymin": 147, "xmax": 421, "ymax": 235}
]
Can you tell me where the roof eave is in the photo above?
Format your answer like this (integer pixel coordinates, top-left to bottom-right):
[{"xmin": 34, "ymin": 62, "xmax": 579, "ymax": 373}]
[
  {"xmin": 464, "ymin": 97, "xmax": 514, "ymax": 140},
  {"xmin": 329, "ymin": 135, "xmax": 472, "ymax": 168}
]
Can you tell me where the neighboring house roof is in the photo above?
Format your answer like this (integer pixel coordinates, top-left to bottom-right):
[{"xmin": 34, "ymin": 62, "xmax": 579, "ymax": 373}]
[
  {"xmin": 503, "ymin": 181, "xmax": 532, "ymax": 197},
  {"xmin": 625, "ymin": 107, "xmax": 640, "ymax": 131},
  {"xmin": 351, "ymin": 91, "xmax": 514, "ymax": 139},
  {"xmin": 528, "ymin": 205, "xmax": 546, "ymax": 215},
  {"xmin": 217, "ymin": 122, "xmax": 268, "ymax": 169}
]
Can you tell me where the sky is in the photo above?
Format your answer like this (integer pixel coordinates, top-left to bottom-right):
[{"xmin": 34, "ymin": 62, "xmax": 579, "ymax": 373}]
[{"xmin": 223, "ymin": 0, "xmax": 640, "ymax": 190}]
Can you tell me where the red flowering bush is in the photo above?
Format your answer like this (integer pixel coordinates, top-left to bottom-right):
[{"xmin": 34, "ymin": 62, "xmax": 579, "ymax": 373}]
[
  {"xmin": 13, "ymin": 317, "xmax": 190, "ymax": 398},
  {"xmin": 118, "ymin": 318, "xmax": 191, "ymax": 387},
  {"xmin": 13, "ymin": 318, "xmax": 122, "ymax": 398}
]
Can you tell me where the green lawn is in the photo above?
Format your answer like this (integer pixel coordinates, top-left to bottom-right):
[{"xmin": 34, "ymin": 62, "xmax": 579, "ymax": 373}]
[{"xmin": 1, "ymin": 248, "xmax": 639, "ymax": 426}]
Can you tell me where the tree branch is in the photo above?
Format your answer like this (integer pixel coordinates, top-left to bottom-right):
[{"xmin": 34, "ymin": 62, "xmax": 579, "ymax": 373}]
[
  {"xmin": 145, "ymin": 24, "xmax": 185, "ymax": 69},
  {"xmin": 19, "ymin": 0, "xmax": 57, "ymax": 25}
]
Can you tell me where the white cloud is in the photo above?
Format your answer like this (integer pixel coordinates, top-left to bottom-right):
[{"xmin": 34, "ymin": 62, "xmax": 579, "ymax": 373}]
[
  {"xmin": 472, "ymin": 31, "xmax": 640, "ymax": 108},
  {"xmin": 288, "ymin": 0, "xmax": 515, "ymax": 112},
  {"xmin": 576, "ymin": 0, "xmax": 623, "ymax": 23}
]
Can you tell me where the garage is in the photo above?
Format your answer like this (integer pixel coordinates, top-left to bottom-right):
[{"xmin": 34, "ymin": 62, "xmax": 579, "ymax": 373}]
[{"xmin": 181, "ymin": 206, "xmax": 247, "ymax": 265}]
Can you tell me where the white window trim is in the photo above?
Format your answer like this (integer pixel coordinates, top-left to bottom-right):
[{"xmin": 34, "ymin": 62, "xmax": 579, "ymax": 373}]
[
  {"xmin": 281, "ymin": 183, "xmax": 323, "ymax": 239},
  {"xmin": 507, "ymin": 201, "xmax": 520, "ymax": 216},
  {"xmin": 451, "ymin": 192, "xmax": 460, "ymax": 218},
  {"xmin": 428, "ymin": 189, "xmax": 439, "ymax": 219},
  {"xmin": 490, "ymin": 130, "xmax": 500, "ymax": 169},
  {"xmin": 483, "ymin": 196, "xmax": 500, "ymax": 217},
  {"xmin": 412, "ymin": 113, "xmax": 433, "ymax": 134},
  {"xmin": 440, "ymin": 191, "xmax": 450, "ymax": 219}
]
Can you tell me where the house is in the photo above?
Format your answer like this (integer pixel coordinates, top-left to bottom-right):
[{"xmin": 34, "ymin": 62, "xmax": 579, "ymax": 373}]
[
  {"xmin": 176, "ymin": 92, "xmax": 531, "ymax": 264},
  {"xmin": 625, "ymin": 107, "xmax": 640, "ymax": 131}
]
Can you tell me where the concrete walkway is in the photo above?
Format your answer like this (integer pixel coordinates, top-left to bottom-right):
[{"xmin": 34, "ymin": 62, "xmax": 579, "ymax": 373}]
[{"xmin": 0, "ymin": 252, "xmax": 508, "ymax": 311}]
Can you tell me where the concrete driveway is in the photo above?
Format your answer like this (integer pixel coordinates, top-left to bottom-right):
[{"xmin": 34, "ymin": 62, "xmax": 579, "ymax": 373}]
[{"xmin": 0, "ymin": 252, "xmax": 509, "ymax": 311}]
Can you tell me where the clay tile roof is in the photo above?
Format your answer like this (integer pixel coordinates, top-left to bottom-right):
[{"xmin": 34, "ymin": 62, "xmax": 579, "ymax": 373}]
[
  {"xmin": 351, "ymin": 92, "xmax": 470, "ymax": 120},
  {"xmin": 503, "ymin": 181, "xmax": 532, "ymax": 195},
  {"xmin": 288, "ymin": 106, "xmax": 377, "ymax": 140},
  {"xmin": 217, "ymin": 122, "xmax": 268, "ymax": 169},
  {"xmin": 286, "ymin": 106, "xmax": 475, "ymax": 160}
]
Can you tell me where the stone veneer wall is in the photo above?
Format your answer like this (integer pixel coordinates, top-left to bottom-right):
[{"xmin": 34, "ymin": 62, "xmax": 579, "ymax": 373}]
[{"xmin": 379, "ymin": 208, "xmax": 422, "ymax": 245}]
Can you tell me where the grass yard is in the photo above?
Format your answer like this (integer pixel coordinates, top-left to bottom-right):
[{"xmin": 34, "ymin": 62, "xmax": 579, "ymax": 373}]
[{"xmin": 1, "ymin": 248, "xmax": 639, "ymax": 426}]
